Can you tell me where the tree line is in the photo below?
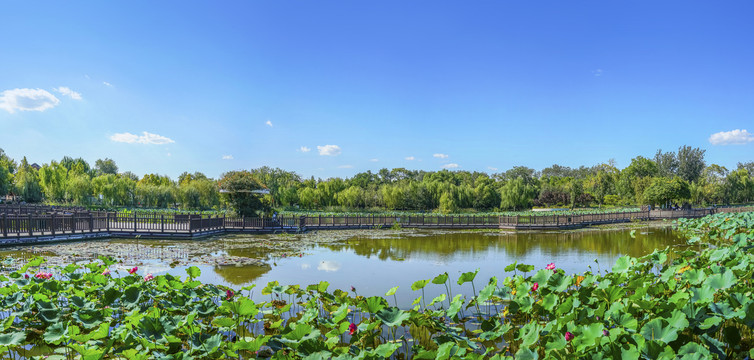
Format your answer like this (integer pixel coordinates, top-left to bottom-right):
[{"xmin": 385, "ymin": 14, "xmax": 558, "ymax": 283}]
[{"xmin": 0, "ymin": 146, "xmax": 752, "ymax": 215}]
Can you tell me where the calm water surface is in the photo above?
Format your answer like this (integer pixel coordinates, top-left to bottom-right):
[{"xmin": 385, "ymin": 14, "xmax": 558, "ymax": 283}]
[{"xmin": 3, "ymin": 227, "xmax": 684, "ymax": 308}]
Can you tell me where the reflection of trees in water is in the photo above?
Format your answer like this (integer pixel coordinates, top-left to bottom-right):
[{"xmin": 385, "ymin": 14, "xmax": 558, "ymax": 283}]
[
  {"xmin": 213, "ymin": 264, "xmax": 271, "ymax": 285},
  {"xmin": 324, "ymin": 228, "xmax": 683, "ymax": 262}
]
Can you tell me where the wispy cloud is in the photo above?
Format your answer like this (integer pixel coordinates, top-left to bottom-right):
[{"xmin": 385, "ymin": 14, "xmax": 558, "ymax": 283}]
[
  {"xmin": 110, "ymin": 131, "xmax": 175, "ymax": 145},
  {"xmin": 709, "ymin": 129, "xmax": 754, "ymax": 145},
  {"xmin": 369, "ymin": 158, "xmax": 379, "ymax": 162},
  {"xmin": 338, "ymin": 165, "xmax": 353, "ymax": 169},
  {"xmin": 487, "ymin": 166, "xmax": 499, "ymax": 171},
  {"xmin": 592, "ymin": 69, "xmax": 604, "ymax": 77},
  {"xmin": 299, "ymin": 146, "xmax": 311, "ymax": 153},
  {"xmin": 442, "ymin": 163, "xmax": 459, "ymax": 169},
  {"xmin": 433, "ymin": 153, "xmax": 449, "ymax": 159},
  {"xmin": 103, "ymin": 81, "xmax": 113, "ymax": 87},
  {"xmin": 0, "ymin": 88, "xmax": 60, "ymax": 113},
  {"xmin": 405, "ymin": 156, "xmax": 415, "ymax": 161},
  {"xmin": 222, "ymin": 155, "xmax": 234, "ymax": 160},
  {"xmin": 317, "ymin": 145, "xmax": 341, "ymax": 156},
  {"xmin": 54, "ymin": 86, "xmax": 82, "ymax": 100},
  {"xmin": 265, "ymin": 120, "xmax": 273, "ymax": 127}
]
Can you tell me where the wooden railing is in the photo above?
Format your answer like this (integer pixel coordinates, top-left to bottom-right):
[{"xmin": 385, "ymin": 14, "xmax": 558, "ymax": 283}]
[{"xmin": 1, "ymin": 207, "xmax": 753, "ymax": 240}]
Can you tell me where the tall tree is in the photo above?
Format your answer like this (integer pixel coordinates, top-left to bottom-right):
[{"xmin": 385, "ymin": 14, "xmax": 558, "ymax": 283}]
[
  {"xmin": 654, "ymin": 149, "xmax": 678, "ymax": 178},
  {"xmin": 676, "ymin": 145, "xmax": 706, "ymax": 183},
  {"xmin": 14, "ymin": 157, "xmax": 43, "ymax": 202},
  {"xmin": 94, "ymin": 158, "xmax": 119, "ymax": 175}
]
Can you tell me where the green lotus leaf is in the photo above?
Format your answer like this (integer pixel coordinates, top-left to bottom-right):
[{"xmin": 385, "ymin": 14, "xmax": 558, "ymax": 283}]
[
  {"xmin": 640, "ymin": 319, "xmax": 678, "ymax": 344},
  {"xmin": 374, "ymin": 307, "xmax": 410, "ymax": 327},
  {"xmin": 411, "ymin": 279, "xmax": 430, "ymax": 291},
  {"xmin": 703, "ymin": 269, "xmax": 737, "ymax": 291},
  {"xmin": 43, "ymin": 322, "xmax": 67, "ymax": 344},
  {"xmin": 518, "ymin": 321, "xmax": 543, "ymax": 347},
  {"xmin": 432, "ymin": 272, "xmax": 449, "ymax": 285},
  {"xmin": 457, "ymin": 269, "xmax": 479, "ymax": 285}
]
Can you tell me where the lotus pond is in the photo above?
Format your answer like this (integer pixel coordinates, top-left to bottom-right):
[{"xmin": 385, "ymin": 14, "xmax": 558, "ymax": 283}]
[
  {"xmin": 2, "ymin": 216, "xmax": 753, "ymax": 359},
  {"xmin": 1, "ymin": 225, "xmax": 684, "ymax": 309}
]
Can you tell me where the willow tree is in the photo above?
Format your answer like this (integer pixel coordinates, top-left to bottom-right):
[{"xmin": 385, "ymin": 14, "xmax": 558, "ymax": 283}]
[
  {"xmin": 499, "ymin": 177, "xmax": 537, "ymax": 211},
  {"xmin": 14, "ymin": 157, "xmax": 43, "ymax": 202}
]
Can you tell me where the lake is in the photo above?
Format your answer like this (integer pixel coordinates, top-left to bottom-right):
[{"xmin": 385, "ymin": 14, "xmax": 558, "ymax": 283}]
[{"xmin": 1, "ymin": 225, "xmax": 684, "ymax": 308}]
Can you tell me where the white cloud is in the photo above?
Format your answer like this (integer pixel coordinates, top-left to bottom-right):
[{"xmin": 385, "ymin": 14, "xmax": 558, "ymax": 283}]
[
  {"xmin": 487, "ymin": 166, "xmax": 499, "ymax": 171},
  {"xmin": 265, "ymin": 120, "xmax": 273, "ymax": 127},
  {"xmin": 369, "ymin": 158, "xmax": 379, "ymax": 162},
  {"xmin": 317, "ymin": 145, "xmax": 341, "ymax": 156},
  {"xmin": 593, "ymin": 69, "xmax": 604, "ymax": 77},
  {"xmin": 222, "ymin": 155, "xmax": 234, "ymax": 160},
  {"xmin": 709, "ymin": 129, "xmax": 754, "ymax": 145},
  {"xmin": 442, "ymin": 163, "xmax": 460, "ymax": 169},
  {"xmin": 103, "ymin": 81, "xmax": 113, "ymax": 87},
  {"xmin": 299, "ymin": 146, "xmax": 311, "ymax": 153},
  {"xmin": 0, "ymin": 88, "xmax": 60, "ymax": 113},
  {"xmin": 110, "ymin": 131, "xmax": 175, "ymax": 145},
  {"xmin": 54, "ymin": 86, "xmax": 82, "ymax": 100},
  {"xmin": 405, "ymin": 156, "xmax": 415, "ymax": 161},
  {"xmin": 338, "ymin": 165, "xmax": 353, "ymax": 169},
  {"xmin": 433, "ymin": 153, "xmax": 449, "ymax": 159}
]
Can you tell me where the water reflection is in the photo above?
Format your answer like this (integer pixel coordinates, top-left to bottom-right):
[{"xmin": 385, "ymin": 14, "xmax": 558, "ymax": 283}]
[
  {"xmin": 212, "ymin": 264, "xmax": 272, "ymax": 285},
  {"xmin": 317, "ymin": 260, "xmax": 341, "ymax": 272},
  {"xmin": 326, "ymin": 227, "xmax": 683, "ymax": 263}
]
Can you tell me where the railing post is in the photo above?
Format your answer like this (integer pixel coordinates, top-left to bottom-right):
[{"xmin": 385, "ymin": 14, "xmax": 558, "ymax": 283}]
[
  {"xmin": 89, "ymin": 213, "xmax": 93, "ymax": 233},
  {"xmin": 161, "ymin": 214, "xmax": 165, "ymax": 233},
  {"xmin": 134, "ymin": 212, "xmax": 137, "ymax": 232},
  {"xmin": 242, "ymin": 215, "xmax": 245, "ymax": 230},
  {"xmin": 28, "ymin": 213, "xmax": 33, "ymax": 236},
  {"xmin": 51, "ymin": 214, "xmax": 56, "ymax": 236}
]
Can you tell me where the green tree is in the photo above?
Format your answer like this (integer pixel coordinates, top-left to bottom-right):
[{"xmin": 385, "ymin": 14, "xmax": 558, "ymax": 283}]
[
  {"xmin": 499, "ymin": 177, "xmax": 537, "ymax": 211},
  {"xmin": 13, "ymin": 157, "xmax": 43, "ymax": 202},
  {"xmin": 0, "ymin": 161, "xmax": 11, "ymax": 197},
  {"xmin": 676, "ymin": 145, "xmax": 706, "ymax": 183},
  {"xmin": 66, "ymin": 174, "xmax": 93, "ymax": 205},
  {"xmin": 218, "ymin": 171, "xmax": 269, "ymax": 216},
  {"xmin": 654, "ymin": 149, "xmax": 678, "ymax": 178},
  {"xmin": 38, "ymin": 161, "xmax": 68, "ymax": 201},
  {"xmin": 94, "ymin": 158, "xmax": 118, "ymax": 175},
  {"xmin": 642, "ymin": 177, "xmax": 691, "ymax": 207}
]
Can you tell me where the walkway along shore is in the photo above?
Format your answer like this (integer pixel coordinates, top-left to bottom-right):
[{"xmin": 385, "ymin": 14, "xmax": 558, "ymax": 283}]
[{"xmin": 1, "ymin": 206, "xmax": 752, "ymax": 246}]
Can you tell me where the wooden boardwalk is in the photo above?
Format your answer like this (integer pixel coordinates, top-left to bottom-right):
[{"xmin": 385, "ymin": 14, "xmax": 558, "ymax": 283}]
[{"xmin": 0, "ymin": 206, "xmax": 751, "ymax": 246}]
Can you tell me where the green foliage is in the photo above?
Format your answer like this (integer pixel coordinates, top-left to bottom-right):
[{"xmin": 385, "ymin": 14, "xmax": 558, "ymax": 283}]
[
  {"xmin": 218, "ymin": 170, "xmax": 270, "ymax": 216},
  {"xmin": 1, "ymin": 212, "xmax": 754, "ymax": 358}
]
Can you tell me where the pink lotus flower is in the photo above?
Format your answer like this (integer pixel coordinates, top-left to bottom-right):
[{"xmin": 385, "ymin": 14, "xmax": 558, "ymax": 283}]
[
  {"xmin": 603, "ymin": 329, "xmax": 609, "ymax": 336},
  {"xmin": 531, "ymin": 282, "xmax": 539, "ymax": 292},
  {"xmin": 34, "ymin": 272, "xmax": 53, "ymax": 280},
  {"xmin": 226, "ymin": 289, "xmax": 234, "ymax": 300},
  {"xmin": 546, "ymin": 263, "xmax": 556, "ymax": 270},
  {"xmin": 102, "ymin": 269, "xmax": 111, "ymax": 276},
  {"xmin": 565, "ymin": 331, "xmax": 574, "ymax": 342},
  {"xmin": 143, "ymin": 273, "xmax": 154, "ymax": 281},
  {"xmin": 24, "ymin": 274, "xmax": 29, "ymax": 279},
  {"xmin": 128, "ymin": 266, "xmax": 138, "ymax": 274},
  {"xmin": 348, "ymin": 323, "xmax": 357, "ymax": 335},
  {"xmin": 350, "ymin": 286, "xmax": 356, "ymax": 292}
]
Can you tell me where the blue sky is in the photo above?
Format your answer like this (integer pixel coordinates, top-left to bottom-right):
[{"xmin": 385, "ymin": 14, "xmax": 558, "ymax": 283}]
[{"xmin": 1, "ymin": 1, "xmax": 753, "ymax": 180}]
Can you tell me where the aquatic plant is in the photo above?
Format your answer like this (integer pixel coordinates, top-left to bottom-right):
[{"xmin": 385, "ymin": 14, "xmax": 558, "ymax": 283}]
[{"xmin": 0, "ymin": 212, "xmax": 752, "ymax": 359}]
